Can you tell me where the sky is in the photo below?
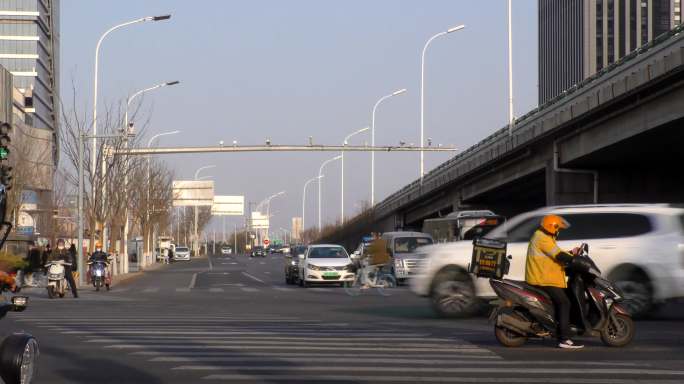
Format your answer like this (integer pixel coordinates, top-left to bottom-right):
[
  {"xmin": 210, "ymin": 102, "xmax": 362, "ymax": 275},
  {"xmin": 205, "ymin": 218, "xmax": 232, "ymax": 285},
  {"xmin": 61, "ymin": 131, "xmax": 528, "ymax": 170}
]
[{"xmin": 60, "ymin": 0, "xmax": 539, "ymax": 236}]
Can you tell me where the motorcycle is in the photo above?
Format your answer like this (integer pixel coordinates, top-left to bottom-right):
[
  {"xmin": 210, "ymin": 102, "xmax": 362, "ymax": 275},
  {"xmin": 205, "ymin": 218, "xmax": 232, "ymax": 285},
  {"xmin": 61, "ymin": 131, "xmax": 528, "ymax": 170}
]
[
  {"xmin": 44, "ymin": 260, "xmax": 71, "ymax": 299},
  {"xmin": 88, "ymin": 259, "xmax": 111, "ymax": 291},
  {"xmin": 489, "ymin": 243, "xmax": 635, "ymax": 347},
  {"xmin": 0, "ymin": 292, "xmax": 39, "ymax": 384}
]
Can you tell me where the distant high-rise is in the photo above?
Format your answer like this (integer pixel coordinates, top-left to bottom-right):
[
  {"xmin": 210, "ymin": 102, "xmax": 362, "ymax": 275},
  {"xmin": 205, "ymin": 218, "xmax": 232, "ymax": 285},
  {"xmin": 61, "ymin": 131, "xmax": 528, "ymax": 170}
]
[
  {"xmin": 539, "ymin": 0, "xmax": 679, "ymax": 104},
  {"xmin": 0, "ymin": 0, "xmax": 59, "ymax": 134}
]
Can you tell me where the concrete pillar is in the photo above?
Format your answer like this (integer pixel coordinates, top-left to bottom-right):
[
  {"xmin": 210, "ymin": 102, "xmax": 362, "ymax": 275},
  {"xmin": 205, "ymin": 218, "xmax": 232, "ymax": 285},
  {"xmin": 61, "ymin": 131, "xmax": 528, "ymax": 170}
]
[{"xmin": 545, "ymin": 161, "xmax": 596, "ymax": 206}]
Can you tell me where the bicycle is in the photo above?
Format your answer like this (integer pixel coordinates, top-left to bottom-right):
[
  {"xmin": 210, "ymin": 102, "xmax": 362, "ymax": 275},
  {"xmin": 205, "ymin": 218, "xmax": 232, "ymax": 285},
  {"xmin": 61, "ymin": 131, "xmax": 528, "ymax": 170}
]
[{"xmin": 344, "ymin": 263, "xmax": 396, "ymax": 297}]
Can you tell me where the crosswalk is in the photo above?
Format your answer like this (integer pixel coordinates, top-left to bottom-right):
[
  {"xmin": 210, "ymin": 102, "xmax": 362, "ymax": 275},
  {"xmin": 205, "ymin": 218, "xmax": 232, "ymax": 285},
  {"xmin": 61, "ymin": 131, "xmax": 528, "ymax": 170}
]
[{"xmin": 15, "ymin": 314, "xmax": 684, "ymax": 383}]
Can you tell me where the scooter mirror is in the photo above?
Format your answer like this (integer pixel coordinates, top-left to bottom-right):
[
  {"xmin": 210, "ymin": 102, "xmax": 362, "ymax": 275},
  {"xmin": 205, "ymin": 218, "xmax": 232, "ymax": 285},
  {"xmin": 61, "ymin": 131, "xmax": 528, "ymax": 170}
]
[{"xmin": 507, "ymin": 255, "xmax": 513, "ymax": 260}]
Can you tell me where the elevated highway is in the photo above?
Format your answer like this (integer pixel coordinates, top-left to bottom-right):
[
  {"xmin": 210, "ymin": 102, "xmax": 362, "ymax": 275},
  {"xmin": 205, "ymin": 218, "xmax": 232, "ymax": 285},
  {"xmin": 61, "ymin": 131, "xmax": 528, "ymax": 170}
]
[{"xmin": 323, "ymin": 25, "xmax": 684, "ymax": 248}]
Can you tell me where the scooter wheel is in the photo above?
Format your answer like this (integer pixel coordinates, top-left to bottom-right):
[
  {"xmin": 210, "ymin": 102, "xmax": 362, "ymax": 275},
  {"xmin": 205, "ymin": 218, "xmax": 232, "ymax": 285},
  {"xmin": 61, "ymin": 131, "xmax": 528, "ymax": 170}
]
[
  {"xmin": 600, "ymin": 313, "xmax": 635, "ymax": 347},
  {"xmin": 47, "ymin": 286, "xmax": 55, "ymax": 299},
  {"xmin": 494, "ymin": 326, "xmax": 527, "ymax": 347},
  {"xmin": 106, "ymin": 284, "xmax": 110, "ymax": 291}
]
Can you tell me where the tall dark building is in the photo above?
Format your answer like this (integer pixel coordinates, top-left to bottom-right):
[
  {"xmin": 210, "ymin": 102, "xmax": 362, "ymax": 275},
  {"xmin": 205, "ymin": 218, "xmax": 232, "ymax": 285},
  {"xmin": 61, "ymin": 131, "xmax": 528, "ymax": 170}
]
[{"xmin": 539, "ymin": 0, "xmax": 677, "ymax": 104}]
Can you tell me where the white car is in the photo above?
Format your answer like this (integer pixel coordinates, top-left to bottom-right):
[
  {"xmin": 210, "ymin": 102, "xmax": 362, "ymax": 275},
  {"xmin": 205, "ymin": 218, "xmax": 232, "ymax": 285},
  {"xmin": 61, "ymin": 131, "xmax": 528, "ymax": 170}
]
[
  {"xmin": 221, "ymin": 246, "xmax": 232, "ymax": 255},
  {"xmin": 174, "ymin": 246, "xmax": 191, "ymax": 261},
  {"xmin": 298, "ymin": 244, "xmax": 355, "ymax": 287},
  {"xmin": 411, "ymin": 204, "xmax": 684, "ymax": 318}
]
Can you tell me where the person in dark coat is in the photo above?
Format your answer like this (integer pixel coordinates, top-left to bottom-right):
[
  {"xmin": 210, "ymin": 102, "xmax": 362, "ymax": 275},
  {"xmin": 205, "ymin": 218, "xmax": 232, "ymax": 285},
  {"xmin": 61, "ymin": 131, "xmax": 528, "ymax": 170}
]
[
  {"xmin": 68, "ymin": 243, "xmax": 78, "ymax": 272},
  {"xmin": 51, "ymin": 239, "xmax": 78, "ymax": 298}
]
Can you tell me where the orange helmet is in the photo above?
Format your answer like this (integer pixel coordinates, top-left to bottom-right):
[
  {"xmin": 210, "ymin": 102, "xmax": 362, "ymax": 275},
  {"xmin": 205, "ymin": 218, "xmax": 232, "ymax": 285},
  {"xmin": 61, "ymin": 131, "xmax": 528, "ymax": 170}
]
[
  {"xmin": 540, "ymin": 214, "xmax": 570, "ymax": 235},
  {"xmin": 95, "ymin": 241, "xmax": 103, "ymax": 249}
]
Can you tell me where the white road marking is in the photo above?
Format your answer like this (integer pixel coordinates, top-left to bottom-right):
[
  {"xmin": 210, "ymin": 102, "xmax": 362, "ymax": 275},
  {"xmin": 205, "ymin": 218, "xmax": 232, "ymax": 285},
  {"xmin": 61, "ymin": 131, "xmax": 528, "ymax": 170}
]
[
  {"xmin": 174, "ymin": 366, "xmax": 684, "ymax": 376},
  {"xmin": 105, "ymin": 345, "xmax": 492, "ymax": 353},
  {"xmin": 264, "ymin": 271, "xmax": 271, "ymax": 274},
  {"xmin": 152, "ymin": 357, "xmax": 647, "ymax": 366},
  {"xmin": 241, "ymin": 272, "xmax": 265, "ymax": 283},
  {"xmin": 189, "ymin": 273, "xmax": 198, "ymax": 289},
  {"xmin": 132, "ymin": 351, "xmax": 499, "ymax": 359},
  {"xmin": 207, "ymin": 256, "xmax": 213, "ymax": 271},
  {"xmin": 272, "ymin": 286, "xmax": 293, "ymax": 291},
  {"xmin": 142, "ymin": 287, "xmax": 159, "ymax": 293},
  {"xmin": 309, "ymin": 287, "xmax": 332, "ymax": 292},
  {"xmin": 240, "ymin": 287, "xmax": 259, "ymax": 292},
  {"xmin": 202, "ymin": 375, "xmax": 684, "ymax": 383},
  {"xmin": 175, "ymin": 288, "xmax": 191, "ymax": 292},
  {"xmin": 208, "ymin": 288, "xmax": 224, "ymax": 293}
]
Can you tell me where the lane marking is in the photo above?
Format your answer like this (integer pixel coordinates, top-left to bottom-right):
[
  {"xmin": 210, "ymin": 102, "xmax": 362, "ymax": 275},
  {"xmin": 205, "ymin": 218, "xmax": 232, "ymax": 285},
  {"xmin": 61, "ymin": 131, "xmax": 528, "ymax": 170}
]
[
  {"xmin": 208, "ymin": 288, "xmax": 224, "ymax": 293},
  {"xmin": 240, "ymin": 287, "xmax": 259, "ymax": 292},
  {"xmin": 202, "ymin": 375, "xmax": 683, "ymax": 383},
  {"xmin": 175, "ymin": 366, "xmax": 684, "ymax": 375},
  {"xmin": 208, "ymin": 255, "xmax": 213, "ymax": 271},
  {"xmin": 272, "ymin": 287, "xmax": 293, "ymax": 291},
  {"xmin": 189, "ymin": 273, "xmax": 198, "ymax": 289},
  {"xmin": 152, "ymin": 357, "xmax": 647, "ymax": 366},
  {"xmin": 142, "ymin": 287, "xmax": 159, "ymax": 293},
  {"xmin": 241, "ymin": 272, "xmax": 265, "ymax": 283},
  {"xmin": 105, "ymin": 345, "xmax": 492, "ymax": 353},
  {"xmin": 175, "ymin": 288, "xmax": 191, "ymax": 292},
  {"xmin": 132, "ymin": 351, "xmax": 499, "ymax": 359}
]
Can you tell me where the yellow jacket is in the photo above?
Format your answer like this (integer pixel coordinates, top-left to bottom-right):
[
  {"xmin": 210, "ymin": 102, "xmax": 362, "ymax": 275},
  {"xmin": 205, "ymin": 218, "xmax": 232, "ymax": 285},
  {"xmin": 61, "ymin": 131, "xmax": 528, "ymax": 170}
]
[{"xmin": 525, "ymin": 229, "xmax": 568, "ymax": 288}]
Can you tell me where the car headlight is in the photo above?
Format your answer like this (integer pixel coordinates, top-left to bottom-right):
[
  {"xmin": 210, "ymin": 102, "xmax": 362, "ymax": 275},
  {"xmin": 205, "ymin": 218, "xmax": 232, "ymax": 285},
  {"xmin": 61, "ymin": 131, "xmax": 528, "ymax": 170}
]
[
  {"xmin": 308, "ymin": 264, "xmax": 322, "ymax": 271},
  {"xmin": 290, "ymin": 260, "xmax": 297, "ymax": 266},
  {"xmin": 394, "ymin": 259, "xmax": 403, "ymax": 268}
]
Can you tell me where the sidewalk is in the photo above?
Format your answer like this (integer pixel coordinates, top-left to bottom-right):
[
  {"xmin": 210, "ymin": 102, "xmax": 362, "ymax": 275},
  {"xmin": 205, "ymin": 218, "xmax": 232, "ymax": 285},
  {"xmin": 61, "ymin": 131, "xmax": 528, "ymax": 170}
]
[{"xmin": 109, "ymin": 261, "xmax": 168, "ymax": 287}]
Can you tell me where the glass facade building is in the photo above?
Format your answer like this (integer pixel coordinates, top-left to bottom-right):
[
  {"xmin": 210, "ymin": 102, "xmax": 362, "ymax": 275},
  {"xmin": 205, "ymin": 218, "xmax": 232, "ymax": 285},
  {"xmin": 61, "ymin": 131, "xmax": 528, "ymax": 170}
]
[
  {"xmin": 539, "ymin": 0, "xmax": 676, "ymax": 104},
  {"xmin": 0, "ymin": 0, "xmax": 59, "ymax": 134}
]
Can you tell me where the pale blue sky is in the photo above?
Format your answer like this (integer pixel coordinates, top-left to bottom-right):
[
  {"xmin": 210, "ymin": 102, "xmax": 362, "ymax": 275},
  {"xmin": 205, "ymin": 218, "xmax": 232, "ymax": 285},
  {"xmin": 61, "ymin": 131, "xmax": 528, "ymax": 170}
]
[{"xmin": 61, "ymin": 0, "xmax": 539, "ymax": 233}]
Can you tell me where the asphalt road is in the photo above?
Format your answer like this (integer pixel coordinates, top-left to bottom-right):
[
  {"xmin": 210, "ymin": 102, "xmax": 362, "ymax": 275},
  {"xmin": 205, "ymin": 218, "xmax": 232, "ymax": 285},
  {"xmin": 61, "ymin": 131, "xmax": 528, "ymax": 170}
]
[{"xmin": 3, "ymin": 253, "xmax": 684, "ymax": 383}]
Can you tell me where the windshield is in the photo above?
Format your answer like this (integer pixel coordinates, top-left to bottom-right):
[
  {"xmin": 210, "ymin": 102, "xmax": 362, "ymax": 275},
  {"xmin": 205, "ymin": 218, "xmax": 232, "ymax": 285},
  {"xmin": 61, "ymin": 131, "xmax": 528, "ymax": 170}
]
[
  {"xmin": 307, "ymin": 247, "xmax": 349, "ymax": 258},
  {"xmin": 394, "ymin": 237, "xmax": 433, "ymax": 253},
  {"xmin": 176, "ymin": 247, "xmax": 188, "ymax": 252}
]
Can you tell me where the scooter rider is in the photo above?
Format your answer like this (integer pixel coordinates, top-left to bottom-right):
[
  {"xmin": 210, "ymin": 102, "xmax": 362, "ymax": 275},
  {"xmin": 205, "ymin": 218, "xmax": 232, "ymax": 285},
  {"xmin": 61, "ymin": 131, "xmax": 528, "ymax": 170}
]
[
  {"xmin": 88, "ymin": 242, "xmax": 110, "ymax": 280},
  {"xmin": 52, "ymin": 239, "xmax": 78, "ymax": 298},
  {"xmin": 525, "ymin": 215, "xmax": 582, "ymax": 349}
]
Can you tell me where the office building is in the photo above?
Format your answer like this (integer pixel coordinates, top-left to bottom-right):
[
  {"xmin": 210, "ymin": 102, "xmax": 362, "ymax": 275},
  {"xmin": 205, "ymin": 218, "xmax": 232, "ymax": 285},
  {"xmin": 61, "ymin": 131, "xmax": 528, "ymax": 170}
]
[
  {"xmin": 539, "ymin": 0, "xmax": 679, "ymax": 104},
  {"xmin": 0, "ymin": 0, "xmax": 59, "ymax": 135}
]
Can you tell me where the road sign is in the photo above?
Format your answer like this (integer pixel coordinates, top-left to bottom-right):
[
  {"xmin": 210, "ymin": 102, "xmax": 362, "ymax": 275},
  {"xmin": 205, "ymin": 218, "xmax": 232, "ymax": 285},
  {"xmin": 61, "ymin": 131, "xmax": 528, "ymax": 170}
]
[
  {"xmin": 251, "ymin": 212, "xmax": 269, "ymax": 229},
  {"xmin": 211, "ymin": 195, "xmax": 244, "ymax": 216},
  {"xmin": 172, "ymin": 180, "xmax": 215, "ymax": 206},
  {"xmin": 263, "ymin": 239, "xmax": 270, "ymax": 246}
]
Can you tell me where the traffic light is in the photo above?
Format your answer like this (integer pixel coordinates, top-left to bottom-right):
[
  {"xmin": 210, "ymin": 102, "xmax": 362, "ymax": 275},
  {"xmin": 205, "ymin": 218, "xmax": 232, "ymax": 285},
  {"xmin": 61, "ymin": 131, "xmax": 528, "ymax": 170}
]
[
  {"xmin": 0, "ymin": 165, "xmax": 12, "ymax": 189},
  {"xmin": 0, "ymin": 122, "xmax": 10, "ymax": 161}
]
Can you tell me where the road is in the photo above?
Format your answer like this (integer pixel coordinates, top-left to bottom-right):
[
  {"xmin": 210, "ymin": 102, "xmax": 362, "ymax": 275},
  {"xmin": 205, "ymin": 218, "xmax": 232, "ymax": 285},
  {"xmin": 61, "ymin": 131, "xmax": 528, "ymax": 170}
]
[{"xmin": 3, "ymin": 253, "xmax": 684, "ymax": 383}]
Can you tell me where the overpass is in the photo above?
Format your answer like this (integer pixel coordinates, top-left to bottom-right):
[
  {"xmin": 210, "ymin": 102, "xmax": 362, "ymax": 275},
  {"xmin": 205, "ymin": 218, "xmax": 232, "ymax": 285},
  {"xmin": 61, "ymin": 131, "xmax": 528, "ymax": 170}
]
[{"xmin": 322, "ymin": 24, "xmax": 684, "ymax": 249}]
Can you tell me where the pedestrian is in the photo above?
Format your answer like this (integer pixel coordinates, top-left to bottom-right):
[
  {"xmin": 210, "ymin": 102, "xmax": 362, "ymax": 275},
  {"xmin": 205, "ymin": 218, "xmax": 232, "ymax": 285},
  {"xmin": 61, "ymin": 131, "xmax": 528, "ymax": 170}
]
[
  {"xmin": 68, "ymin": 243, "xmax": 78, "ymax": 272},
  {"xmin": 51, "ymin": 239, "xmax": 78, "ymax": 298},
  {"xmin": 41, "ymin": 243, "xmax": 52, "ymax": 270}
]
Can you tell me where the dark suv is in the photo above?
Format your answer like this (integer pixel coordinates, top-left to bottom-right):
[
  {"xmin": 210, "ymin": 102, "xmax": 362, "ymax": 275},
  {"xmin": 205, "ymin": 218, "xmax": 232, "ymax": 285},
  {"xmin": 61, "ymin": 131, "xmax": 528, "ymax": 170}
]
[{"xmin": 285, "ymin": 245, "xmax": 307, "ymax": 284}]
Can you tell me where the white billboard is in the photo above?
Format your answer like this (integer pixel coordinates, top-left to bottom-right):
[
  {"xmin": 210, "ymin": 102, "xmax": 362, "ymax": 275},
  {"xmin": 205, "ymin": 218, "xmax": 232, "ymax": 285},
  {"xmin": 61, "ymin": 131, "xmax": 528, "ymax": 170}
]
[
  {"xmin": 172, "ymin": 180, "xmax": 215, "ymax": 206},
  {"xmin": 211, "ymin": 195, "xmax": 244, "ymax": 216},
  {"xmin": 251, "ymin": 212, "xmax": 269, "ymax": 229}
]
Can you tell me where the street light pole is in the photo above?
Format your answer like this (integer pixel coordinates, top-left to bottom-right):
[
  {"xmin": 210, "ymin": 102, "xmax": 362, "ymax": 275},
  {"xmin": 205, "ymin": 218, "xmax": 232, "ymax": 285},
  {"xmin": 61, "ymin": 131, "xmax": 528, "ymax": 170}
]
[
  {"xmin": 302, "ymin": 175, "xmax": 322, "ymax": 234},
  {"xmin": 145, "ymin": 130, "xmax": 180, "ymax": 267},
  {"xmin": 341, "ymin": 127, "xmax": 369, "ymax": 223},
  {"xmin": 371, "ymin": 89, "xmax": 406, "ymax": 206},
  {"xmin": 92, "ymin": 15, "xmax": 171, "ymax": 180},
  {"xmin": 420, "ymin": 24, "xmax": 465, "ymax": 183},
  {"xmin": 123, "ymin": 80, "xmax": 179, "ymax": 274},
  {"xmin": 193, "ymin": 165, "xmax": 216, "ymax": 255},
  {"xmin": 507, "ymin": 0, "xmax": 515, "ymax": 137},
  {"xmin": 318, "ymin": 155, "xmax": 342, "ymax": 231}
]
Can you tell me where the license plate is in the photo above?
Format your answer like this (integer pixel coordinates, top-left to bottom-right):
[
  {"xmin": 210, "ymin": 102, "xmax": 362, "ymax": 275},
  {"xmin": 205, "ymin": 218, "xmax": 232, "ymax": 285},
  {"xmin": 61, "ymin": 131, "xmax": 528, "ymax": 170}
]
[{"xmin": 323, "ymin": 272, "xmax": 339, "ymax": 277}]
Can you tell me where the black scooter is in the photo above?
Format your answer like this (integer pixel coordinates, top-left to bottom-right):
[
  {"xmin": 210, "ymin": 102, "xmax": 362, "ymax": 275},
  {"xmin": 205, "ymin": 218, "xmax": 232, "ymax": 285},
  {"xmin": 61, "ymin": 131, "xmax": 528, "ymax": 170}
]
[{"xmin": 489, "ymin": 243, "xmax": 635, "ymax": 347}]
